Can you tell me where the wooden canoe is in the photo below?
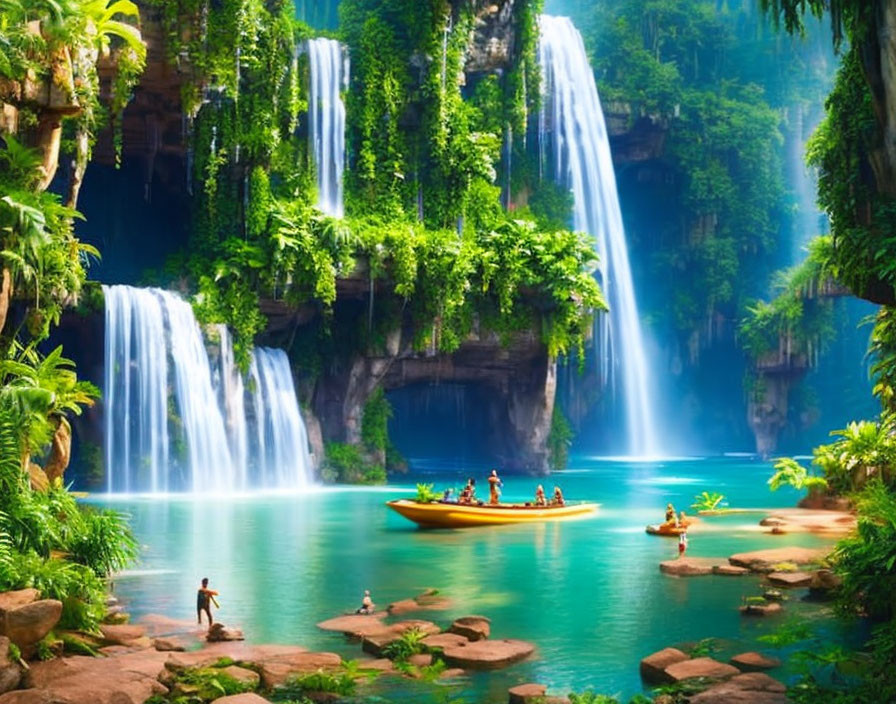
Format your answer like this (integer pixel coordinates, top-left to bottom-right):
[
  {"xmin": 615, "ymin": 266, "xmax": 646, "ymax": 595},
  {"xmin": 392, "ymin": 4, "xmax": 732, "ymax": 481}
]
[{"xmin": 387, "ymin": 499, "xmax": 598, "ymax": 528}]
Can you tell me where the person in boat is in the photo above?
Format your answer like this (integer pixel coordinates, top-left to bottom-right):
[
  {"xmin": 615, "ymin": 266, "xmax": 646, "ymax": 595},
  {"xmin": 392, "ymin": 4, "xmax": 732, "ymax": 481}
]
[
  {"xmin": 665, "ymin": 503, "xmax": 676, "ymax": 524},
  {"xmin": 678, "ymin": 510, "xmax": 689, "ymax": 527},
  {"xmin": 488, "ymin": 470, "xmax": 502, "ymax": 505},
  {"xmin": 356, "ymin": 590, "xmax": 375, "ymax": 614},
  {"xmin": 458, "ymin": 478, "xmax": 476, "ymax": 504},
  {"xmin": 442, "ymin": 488, "xmax": 455, "ymax": 503},
  {"xmin": 552, "ymin": 486, "xmax": 565, "ymax": 507},
  {"xmin": 197, "ymin": 577, "xmax": 219, "ymax": 626},
  {"xmin": 534, "ymin": 484, "xmax": 546, "ymax": 506}
]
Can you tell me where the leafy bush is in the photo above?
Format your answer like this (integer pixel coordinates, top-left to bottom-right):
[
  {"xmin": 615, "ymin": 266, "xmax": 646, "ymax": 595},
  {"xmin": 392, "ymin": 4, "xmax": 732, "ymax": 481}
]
[
  {"xmin": 272, "ymin": 670, "xmax": 355, "ymax": 699},
  {"xmin": 691, "ymin": 491, "xmax": 725, "ymax": 511},
  {"xmin": 381, "ymin": 627, "xmax": 427, "ymax": 662},
  {"xmin": 361, "ymin": 387, "xmax": 392, "ymax": 452},
  {"xmin": 548, "ymin": 406, "xmax": 574, "ymax": 471},
  {"xmin": 172, "ymin": 666, "xmax": 256, "ymax": 701},
  {"xmin": 321, "ymin": 442, "xmax": 385, "ymax": 485},
  {"xmin": 414, "ymin": 483, "xmax": 440, "ymax": 503},
  {"xmin": 768, "ymin": 457, "xmax": 829, "ymax": 493}
]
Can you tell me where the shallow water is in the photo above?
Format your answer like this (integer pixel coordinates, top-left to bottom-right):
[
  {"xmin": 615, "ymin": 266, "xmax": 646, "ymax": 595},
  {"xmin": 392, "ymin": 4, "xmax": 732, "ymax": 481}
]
[{"xmin": 95, "ymin": 456, "xmax": 848, "ymax": 701}]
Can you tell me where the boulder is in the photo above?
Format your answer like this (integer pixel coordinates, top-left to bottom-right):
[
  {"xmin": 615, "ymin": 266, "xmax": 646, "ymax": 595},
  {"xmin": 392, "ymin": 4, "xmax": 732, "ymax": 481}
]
[
  {"xmin": 739, "ymin": 602, "xmax": 782, "ymax": 617},
  {"xmin": 1, "ymin": 599, "xmax": 62, "ymax": 652},
  {"xmin": 153, "ymin": 637, "xmax": 190, "ymax": 652},
  {"xmin": 809, "ymin": 569, "xmax": 842, "ymax": 597},
  {"xmin": 440, "ymin": 667, "xmax": 466, "ymax": 679},
  {"xmin": 639, "ymin": 647, "xmax": 689, "ymax": 684},
  {"xmin": 441, "ymin": 639, "xmax": 535, "ymax": 670},
  {"xmin": 386, "ymin": 599, "xmax": 420, "ymax": 616},
  {"xmin": 0, "ymin": 691, "xmax": 52, "ymax": 704},
  {"xmin": 407, "ymin": 653, "xmax": 432, "ymax": 667},
  {"xmin": 211, "ymin": 695, "xmax": 270, "ymax": 704},
  {"xmin": 766, "ymin": 571, "xmax": 812, "ymax": 587},
  {"xmin": 0, "ymin": 591, "xmax": 40, "ymax": 612},
  {"xmin": 357, "ymin": 658, "xmax": 394, "ymax": 673},
  {"xmin": 448, "ymin": 616, "xmax": 490, "ymax": 641},
  {"xmin": 729, "ymin": 652, "xmax": 781, "ymax": 672},
  {"xmin": 659, "ymin": 558, "xmax": 722, "ymax": 576},
  {"xmin": 22, "ymin": 649, "xmax": 169, "ymax": 704},
  {"xmin": 663, "ymin": 657, "xmax": 739, "ymax": 683},
  {"xmin": 422, "ymin": 632, "xmax": 469, "ymax": 651},
  {"xmin": 361, "ymin": 633, "xmax": 396, "ymax": 657},
  {"xmin": 257, "ymin": 652, "xmax": 342, "ymax": 689},
  {"xmin": 206, "ymin": 623, "xmax": 244, "ymax": 642},
  {"xmin": 688, "ymin": 672, "xmax": 787, "ymax": 703},
  {"xmin": 728, "ymin": 547, "xmax": 827, "ymax": 572},
  {"xmin": 219, "ymin": 665, "xmax": 259, "ymax": 688},
  {"xmin": 99, "ymin": 623, "xmax": 146, "ymax": 646},
  {"xmin": 0, "ymin": 637, "xmax": 21, "ymax": 694},
  {"xmin": 509, "ymin": 683, "xmax": 546, "ymax": 704}
]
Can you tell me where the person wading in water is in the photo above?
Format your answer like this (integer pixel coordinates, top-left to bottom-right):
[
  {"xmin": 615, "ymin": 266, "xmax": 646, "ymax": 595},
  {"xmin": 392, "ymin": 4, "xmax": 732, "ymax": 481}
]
[{"xmin": 197, "ymin": 577, "xmax": 219, "ymax": 625}]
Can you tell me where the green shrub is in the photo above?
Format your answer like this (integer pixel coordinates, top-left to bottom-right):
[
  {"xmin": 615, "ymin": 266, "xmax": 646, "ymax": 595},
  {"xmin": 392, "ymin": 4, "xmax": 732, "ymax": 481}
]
[
  {"xmin": 691, "ymin": 491, "xmax": 725, "ymax": 511},
  {"xmin": 548, "ymin": 406, "xmax": 574, "ymax": 471},
  {"xmin": 272, "ymin": 670, "xmax": 355, "ymax": 699},
  {"xmin": 361, "ymin": 387, "xmax": 392, "ymax": 452},
  {"xmin": 414, "ymin": 483, "xmax": 440, "ymax": 503},
  {"xmin": 173, "ymin": 666, "xmax": 256, "ymax": 700},
  {"xmin": 382, "ymin": 627, "xmax": 427, "ymax": 662}
]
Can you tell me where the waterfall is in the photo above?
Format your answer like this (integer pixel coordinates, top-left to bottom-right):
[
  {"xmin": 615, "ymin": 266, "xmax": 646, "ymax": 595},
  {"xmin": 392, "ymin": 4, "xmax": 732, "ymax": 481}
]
[
  {"xmin": 307, "ymin": 37, "xmax": 348, "ymax": 217},
  {"xmin": 538, "ymin": 15, "xmax": 659, "ymax": 456},
  {"xmin": 102, "ymin": 285, "xmax": 314, "ymax": 493}
]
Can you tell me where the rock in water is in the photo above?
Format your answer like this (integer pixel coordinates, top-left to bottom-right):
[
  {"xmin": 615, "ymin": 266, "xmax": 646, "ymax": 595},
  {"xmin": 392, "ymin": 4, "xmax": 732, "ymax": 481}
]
[
  {"xmin": 441, "ymin": 639, "xmax": 535, "ymax": 670},
  {"xmin": 639, "ymin": 647, "xmax": 689, "ymax": 684},
  {"xmin": 448, "ymin": 616, "xmax": 491, "ymax": 641},
  {"xmin": 206, "ymin": 623, "xmax": 244, "ymax": 642},
  {"xmin": 729, "ymin": 652, "xmax": 781, "ymax": 672},
  {"xmin": 663, "ymin": 657, "xmax": 740, "ymax": 683}
]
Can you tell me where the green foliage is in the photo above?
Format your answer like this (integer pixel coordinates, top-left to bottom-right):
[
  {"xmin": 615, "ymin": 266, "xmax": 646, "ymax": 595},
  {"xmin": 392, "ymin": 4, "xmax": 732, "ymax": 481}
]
[
  {"xmin": 320, "ymin": 442, "xmax": 385, "ymax": 485},
  {"xmin": 869, "ymin": 307, "xmax": 896, "ymax": 412},
  {"xmin": 170, "ymin": 664, "xmax": 256, "ymax": 701},
  {"xmin": 361, "ymin": 387, "xmax": 392, "ymax": 452},
  {"xmin": 381, "ymin": 627, "xmax": 427, "ymax": 662},
  {"xmin": 273, "ymin": 670, "xmax": 355, "ymax": 698},
  {"xmin": 690, "ymin": 491, "xmax": 725, "ymax": 511},
  {"xmin": 548, "ymin": 406, "xmax": 574, "ymax": 471},
  {"xmin": 568, "ymin": 694, "xmax": 619, "ymax": 704},
  {"xmin": 414, "ymin": 483, "xmax": 440, "ymax": 504},
  {"xmin": 768, "ymin": 457, "xmax": 829, "ymax": 493}
]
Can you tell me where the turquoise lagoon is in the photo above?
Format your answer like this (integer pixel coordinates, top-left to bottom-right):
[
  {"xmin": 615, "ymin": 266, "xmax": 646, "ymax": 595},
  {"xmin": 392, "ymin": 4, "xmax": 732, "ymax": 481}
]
[{"xmin": 97, "ymin": 456, "xmax": 846, "ymax": 701}]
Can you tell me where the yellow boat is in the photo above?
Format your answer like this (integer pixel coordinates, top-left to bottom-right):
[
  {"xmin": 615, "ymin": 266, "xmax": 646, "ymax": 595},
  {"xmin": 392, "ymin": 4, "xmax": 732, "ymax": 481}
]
[{"xmin": 386, "ymin": 499, "xmax": 599, "ymax": 528}]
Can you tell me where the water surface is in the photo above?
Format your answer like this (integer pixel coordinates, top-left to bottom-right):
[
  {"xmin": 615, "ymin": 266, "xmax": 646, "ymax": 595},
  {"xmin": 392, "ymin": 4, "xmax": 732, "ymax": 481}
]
[{"xmin": 99, "ymin": 456, "xmax": 844, "ymax": 700}]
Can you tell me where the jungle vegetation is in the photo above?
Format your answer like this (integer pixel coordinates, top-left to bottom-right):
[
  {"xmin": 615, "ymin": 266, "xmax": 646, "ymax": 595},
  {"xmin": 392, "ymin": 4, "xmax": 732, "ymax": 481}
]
[{"xmin": 0, "ymin": 0, "xmax": 142, "ymax": 630}]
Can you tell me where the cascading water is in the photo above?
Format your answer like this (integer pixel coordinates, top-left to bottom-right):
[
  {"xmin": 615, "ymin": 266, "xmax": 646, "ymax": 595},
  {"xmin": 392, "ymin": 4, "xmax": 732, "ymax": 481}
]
[
  {"xmin": 538, "ymin": 15, "xmax": 659, "ymax": 456},
  {"xmin": 307, "ymin": 37, "xmax": 348, "ymax": 217},
  {"xmin": 103, "ymin": 285, "xmax": 314, "ymax": 493}
]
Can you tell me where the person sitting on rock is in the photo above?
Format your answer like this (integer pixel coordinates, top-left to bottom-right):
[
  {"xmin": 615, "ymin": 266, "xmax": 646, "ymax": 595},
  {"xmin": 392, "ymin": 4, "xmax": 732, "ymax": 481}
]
[
  {"xmin": 356, "ymin": 590, "xmax": 375, "ymax": 614},
  {"xmin": 665, "ymin": 503, "xmax": 676, "ymax": 524},
  {"xmin": 488, "ymin": 470, "xmax": 502, "ymax": 505},
  {"xmin": 534, "ymin": 484, "xmax": 546, "ymax": 506},
  {"xmin": 552, "ymin": 486, "xmax": 565, "ymax": 507},
  {"xmin": 197, "ymin": 577, "xmax": 219, "ymax": 626}
]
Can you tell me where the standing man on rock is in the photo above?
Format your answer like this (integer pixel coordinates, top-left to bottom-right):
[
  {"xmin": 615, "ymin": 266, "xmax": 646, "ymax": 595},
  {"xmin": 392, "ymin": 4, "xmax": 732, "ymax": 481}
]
[{"xmin": 197, "ymin": 577, "xmax": 219, "ymax": 626}]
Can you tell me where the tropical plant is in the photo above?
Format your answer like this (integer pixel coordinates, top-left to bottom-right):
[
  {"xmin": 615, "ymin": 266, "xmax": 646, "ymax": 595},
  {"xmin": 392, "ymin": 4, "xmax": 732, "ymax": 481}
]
[
  {"xmin": 381, "ymin": 627, "xmax": 428, "ymax": 662},
  {"xmin": 414, "ymin": 483, "xmax": 440, "ymax": 504},
  {"xmin": 691, "ymin": 491, "xmax": 725, "ymax": 511},
  {"xmin": 274, "ymin": 670, "xmax": 355, "ymax": 698},
  {"xmin": 768, "ymin": 457, "xmax": 829, "ymax": 493}
]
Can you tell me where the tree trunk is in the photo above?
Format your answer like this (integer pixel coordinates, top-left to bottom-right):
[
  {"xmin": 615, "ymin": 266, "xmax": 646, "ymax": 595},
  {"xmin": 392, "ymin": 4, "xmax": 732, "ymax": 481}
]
[
  {"xmin": 0, "ymin": 267, "xmax": 12, "ymax": 335},
  {"xmin": 34, "ymin": 112, "xmax": 63, "ymax": 191},
  {"xmin": 65, "ymin": 128, "xmax": 90, "ymax": 208},
  {"xmin": 44, "ymin": 416, "xmax": 72, "ymax": 484}
]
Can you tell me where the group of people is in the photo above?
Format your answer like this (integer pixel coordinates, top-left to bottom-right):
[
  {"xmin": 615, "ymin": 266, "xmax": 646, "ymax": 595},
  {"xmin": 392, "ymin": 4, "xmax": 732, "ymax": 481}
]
[
  {"xmin": 663, "ymin": 502, "xmax": 689, "ymax": 557},
  {"xmin": 440, "ymin": 470, "xmax": 565, "ymax": 507}
]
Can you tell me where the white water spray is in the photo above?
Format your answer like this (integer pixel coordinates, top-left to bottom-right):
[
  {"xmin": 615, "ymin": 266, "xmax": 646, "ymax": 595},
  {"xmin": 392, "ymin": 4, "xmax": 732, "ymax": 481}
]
[
  {"xmin": 307, "ymin": 37, "xmax": 348, "ymax": 217},
  {"xmin": 538, "ymin": 15, "xmax": 659, "ymax": 455},
  {"xmin": 103, "ymin": 285, "xmax": 314, "ymax": 493}
]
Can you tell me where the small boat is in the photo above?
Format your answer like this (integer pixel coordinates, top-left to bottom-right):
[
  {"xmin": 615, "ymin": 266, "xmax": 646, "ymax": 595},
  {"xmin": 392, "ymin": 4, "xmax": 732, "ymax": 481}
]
[
  {"xmin": 645, "ymin": 522, "xmax": 692, "ymax": 536},
  {"xmin": 387, "ymin": 499, "xmax": 599, "ymax": 528}
]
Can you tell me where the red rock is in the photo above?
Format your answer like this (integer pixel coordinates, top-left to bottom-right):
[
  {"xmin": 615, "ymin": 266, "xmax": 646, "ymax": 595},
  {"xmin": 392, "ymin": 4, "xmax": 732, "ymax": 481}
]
[
  {"xmin": 211, "ymin": 695, "xmax": 269, "ymax": 704},
  {"xmin": 153, "ymin": 637, "xmax": 189, "ymax": 652},
  {"xmin": 422, "ymin": 633, "xmax": 469, "ymax": 651},
  {"xmin": 509, "ymin": 683, "xmax": 546, "ymax": 704},
  {"xmin": 440, "ymin": 668, "xmax": 465, "ymax": 679},
  {"xmin": 663, "ymin": 657, "xmax": 739, "ymax": 683},
  {"xmin": 0, "ymin": 637, "xmax": 21, "ymax": 694},
  {"xmin": 206, "ymin": 623, "xmax": 244, "ymax": 642},
  {"xmin": 361, "ymin": 633, "xmax": 396, "ymax": 657},
  {"xmin": 0, "ymin": 691, "xmax": 51, "ymax": 704},
  {"xmin": 407, "ymin": 653, "xmax": 432, "ymax": 667},
  {"xmin": 448, "ymin": 616, "xmax": 490, "ymax": 641},
  {"xmin": 729, "ymin": 652, "xmax": 781, "ymax": 672},
  {"xmin": 2, "ymin": 600, "xmax": 62, "ymax": 651},
  {"xmin": 165, "ymin": 642, "xmax": 308, "ymax": 670},
  {"xmin": 659, "ymin": 558, "xmax": 723, "ymax": 576},
  {"xmin": 257, "ymin": 652, "xmax": 342, "ymax": 689},
  {"xmin": 357, "ymin": 658, "xmax": 394, "ymax": 673},
  {"xmin": 219, "ymin": 665, "xmax": 259, "ymax": 687},
  {"xmin": 0, "ymin": 591, "xmax": 40, "ymax": 612},
  {"xmin": 99, "ymin": 624, "xmax": 146, "ymax": 646},
  {"xmin": 728, "ymin": 547, "xmax": 827, "ymax": 572},
  {"xmin": 639, "ymin": 647, "xmax": 689, "ymax": 683},
  {"xmin": 688, "ymin": 672, "xmax": 787, "ymax": 703},
  {"xmin": 766, "ymin": 571, "xmax": 812, "ymax": 587},
  {"xmin": 713, "ymin": 565, "xmax": 750, "ymax": 576},
  {"xmin": 441, "ymin": 639, "xmax": 534, "ymax": 670},
  {"xmin": 739, "ymin": 602, "xmax": 783, "ymax": 617},
  {"xmin": 386, "ymin": 599, "xmax": 420, "ymax": 615},
  {"xmin": 315, "ymin": 613, "xmax": 388, "ymax": 638}
]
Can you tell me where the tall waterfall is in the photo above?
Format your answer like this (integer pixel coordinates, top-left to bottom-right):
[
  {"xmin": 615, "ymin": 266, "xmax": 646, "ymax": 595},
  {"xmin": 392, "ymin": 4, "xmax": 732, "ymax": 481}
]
[
  {"xmin": 103, "ymin": 285, "xmax": 314, "ymax": 493},
  {"xmin": 538, "ymin": 15, "xmax": 659, "ymax": 455},
  {"xmin": 307, "ymin": 37, "xmax": 347, "ymax": 217}
]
